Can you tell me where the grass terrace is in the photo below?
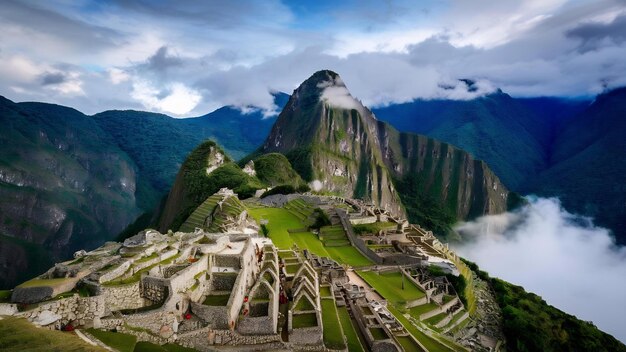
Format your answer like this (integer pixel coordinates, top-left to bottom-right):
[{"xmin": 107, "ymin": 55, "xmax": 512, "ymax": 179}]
[
  {"xmin": 0, "ymin": 317, "xmax": 107, "ymax": 352},
  {"xmin": 358, "ymin": 271, "xmax": 425, "ymax": 304},
  {"xmin": 369, "ymin": 327, "xmax": 389, "ymax": 340},
  {"xmin": 321, "ymin": 299, "xmax": 346, "ymax": 350},
  {"xmin": 203, "ymin": 294, "xmax": 231, "ymax": 306},
  {"xmin": 103, "ymin": 253, "xmax": 181, "ymax": 286},
  {"xmin": 249, "ymin": 207, "xmax": 372, "ymax": 267},
  {"xmin": 86, "ymin": 328, "xmax": 136, "ymax": 352},
  {"xmin": 292, "ymin": 313, "xmax": 318, "ymax": 328},
  {"xmin": 352, "ymin": 221, "xmax": 397, "ymax": 235},
  {"xmin": 396, "ymin": 335, "xmax": 426, "ymax": 352},
  {"xmin": 409, "ymin": 302, "xmax": 440, "ymax": 318},
  {"xmin": 337, "ymin": 306, "xmax": 365, "ymax": 352},
  {"xmin": 386, "ymin": 306, "xmax": 455, "ymax": 352},
  {"xmin": 319, "ymin": 285, "xmax": 332, "ymax": 298},
  {"xmin": 179, "ymin": 193, "xmax": 223, "ymax": 232},
  {"xmin": 284, "ymin": 199, "xmax": 314, "ymax": 222}
]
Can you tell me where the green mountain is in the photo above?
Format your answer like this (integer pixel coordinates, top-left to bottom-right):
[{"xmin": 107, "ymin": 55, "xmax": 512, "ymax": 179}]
[
  {"xmin": 93, "ymin": 93, "xmax": 288, "ymax": 192},
  {"xmin": 0, "ymin": 97, "xmax": 151, "ymax": 288},
  {"xmin": 252, "ymin": 70, "xmax": 513, "ymax": 236},
  {"xmin": 0, "ymin": 94, "xmax": 288, "ymax": 289},
  {"xmin": 157, "ymin": 142, "xmax": 305, "ymax": 232},
  {"xmin": 529, "ymin": 88, "xmax": 626, "ymax": 242},
  {"xmin": 373, "ymin": 89, "xmax": 626, "ymax": 243}
]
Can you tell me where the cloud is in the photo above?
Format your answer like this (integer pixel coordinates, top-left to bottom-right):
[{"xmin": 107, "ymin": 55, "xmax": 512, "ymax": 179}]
[
  {"xmin": 131, "ymin": 80, "xmax": 201, "ymax": 115},
  {"xmin": 0, "ymin": 0, "xmax": 625, "ymax": 116},
  {"xmin": 453, "ymin": 197, "xmax": 626, "ymax": 342},
  {"xmin": 41, "ymin": 72, "xmax": 66, "ymax": 85},
  {"xmin": 108, "ymin": 68, "xmax": 130, "ymax": 84},
  {"xmin": 146, "ymin": 46, "xmax": 182, "ymax": 73},
  {"xmin": 318, "ymin": 76, "xmax": 361, "ymax": 110},
  {"xmin": 566, "ymin": 13, "xmax": 626, "ymax": 52}
]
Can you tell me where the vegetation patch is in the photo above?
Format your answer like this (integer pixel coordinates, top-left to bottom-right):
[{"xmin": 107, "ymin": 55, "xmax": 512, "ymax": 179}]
[
  {"xmin": 86, "ymin": 328, "xmax": 137, "ymax": 352},
  {"xmin": 352, "ymin": 221, "xmax": 397, "ymax": 235},
  {"xmin": 337, "ymin": 306, "xmax": 365, "ymax": 352},
  {"xmin": 292, "ymin": 313, "xmax": 318, "ymax": 328},
  {"xmin": 0, "ymin": 317, "xmax": 106, "ymax": 352},
  {"xmin": 321, "ymin": 299, "xmax": 346, "ymax": 349},
  {"xmin": 203, "ymin": 294, "xmax": 231, "ymax": 306},
  {"xmin": 358, "ymin": 271, "xmax": 425, "ymax": 304}
]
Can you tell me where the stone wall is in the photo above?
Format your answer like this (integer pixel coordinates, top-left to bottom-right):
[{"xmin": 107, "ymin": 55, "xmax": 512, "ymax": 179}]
[
  {"xmin": 349, "ymin": 216, "xmax": 377, "ymax": 225},
  {"xmin": 176, "ymin": 327, "xmax": 284, "ymax": 351},
  {"xmin": 191, "ymin": 301, "xmax": 229, "ymax": 329},
  {"xmin": 238, "ymin": 315, "xmax": 275, "ymax": 335},
  {"xmin": 123, "ymin": 309, "xmax": 178, "ymax": 337},
  {"xmin": 169, "ymin": 255, "xmax": 208, "ymax": 295},
  {"xmin": 0, "ymin": 302, "xmax": 18, "ymax": 315},
  {"xmin": 18, "ymin": 295, "xmax": 105, "ymax": 329},
  {"xmin": 214, "ymin": 255, "xmax": 241, "ymax": 268},
  {"xmin": 211, "ymin": 272, "xmax": 239, "ymax": 291},
  {"xmin": 101, "ymin": 281, "xmax": 147, "ymax": 311},
  {"xmin": 142, "ymin": 277, "xmax": 169, "ymax": 304},
  {"xmin": 337, "ymin": 209, "xmax": 383, "ymax": 265},
  {"xmin": 99, "ymin": 261, "xmax": 131, "ymax": 283}
]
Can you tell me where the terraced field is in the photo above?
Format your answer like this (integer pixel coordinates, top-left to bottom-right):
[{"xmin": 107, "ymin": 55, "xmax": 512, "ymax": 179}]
[
  {"xmin": 248, "ymin": 206, "xmax": 371, "ymax": 267},
  {"xmin": 179, "ymin": 193, "xmax": 222, "ymax": 232}
]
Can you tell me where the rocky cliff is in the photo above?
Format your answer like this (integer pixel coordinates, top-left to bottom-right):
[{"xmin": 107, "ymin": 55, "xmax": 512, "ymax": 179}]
[{"xmin": 257, "ymin": 70, "xmax": 511, "ymax": 232}]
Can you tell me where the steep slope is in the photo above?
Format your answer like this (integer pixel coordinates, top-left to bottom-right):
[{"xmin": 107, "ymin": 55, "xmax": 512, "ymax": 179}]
[
  {"xmin": 255, "ymin": 70, "xmax": 511, "ymax": 233},
  {"xmin": 0, "ymin": 97, "xmax": 151, "ymax": 288},
  {"xmin": 93, "ymin": 92, "xmax": 288, "ymax": 192},
  {"xmin": 259, "ymin": 70, "xmax": 406, "ymax": 217},
  {"xmin": 530, "ymin": 88, "xmax": 626, "ymax": 243},
  {"xmin": 157, "ymin": 141, "xmax": 304, "ymax": 232},
  {"xmin": 373, "ymin": 93, "xmax": 555, "ymax": 190}
]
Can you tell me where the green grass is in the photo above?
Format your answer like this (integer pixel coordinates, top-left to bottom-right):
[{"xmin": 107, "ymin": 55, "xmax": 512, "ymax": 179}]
[
  {"xmin": 292, "ymin": 313, "xmax": 318, "ymax": 328},
  {"xmin": 386, "ymin": 306, "xmax": 454, "ymax": 352},
  {"xmin": 358, "ymin": 271, "xmax": 425, "ymax": 304},
  {"xmin": 319, "ymin": 286, "xmax": 332, "ymax": 298},
  {"xmin": 248, "ymin": 207, "xmax": 300, "ymax": 249},
  {"xmin": 409, "ymin": 302, "xmax": 440, "ymax": 318},
  {"xmin": 325, "ymin": 246, "xmax": 372, "ymax": 267},
  {"xmin": 352, "ymin": 221, "xmax": 397, "ymax": 235},
  {"xmin": 0, "ymin": 290, "xmax": 11, "ymax": 302},
  {"xmin": 0, "ymin": 317, "xmax": 107, "ymax": 352},
  {"xmin": 103, "ymin": 254, "xmax": 180, "ymax": 286},
  {"xmin": 249, "ymin": 207, "xmax": 372, "ymax": 267},
  {"xmin": 337, "ymin": 306, "xmax": 365, "ymax": 352},
  {"xmin": 203, "ymin": 294, "xmax": 230, "ymax": 306},
  {"xmin": 369, "ymin": 327, "xmax": 389, "ymax": 340},
  {"xmin": 321, "ymin": 299, "xmax": 346, "ymax": 350},
  {"xmin": 396, "ymin": 335, "xmax": 426, "ymax": 352},
  {"xmin": 135, "ymin": 253, "xmax": 158, "ymax": 263},
  {"xmin": 86, "ymin": 328, "xmax": 137, "ymax": 352}
]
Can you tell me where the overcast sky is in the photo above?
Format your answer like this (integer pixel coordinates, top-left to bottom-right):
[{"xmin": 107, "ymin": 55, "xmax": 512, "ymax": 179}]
[{"xmin": 1, "ymin": 0, "xmax": 625, "ymax": 116}]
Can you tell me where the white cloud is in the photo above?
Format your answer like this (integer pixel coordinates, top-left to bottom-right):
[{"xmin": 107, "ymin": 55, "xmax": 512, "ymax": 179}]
[
  {"xmin": 130, "ymin": 80, "xmax": 201, "ymax": 116},
  {"xmin": 453, "ymin": 197, "xmax": 626, "ymax": 342},
  {"xmin": 108, "ymin": 68, "xmax": 130, "ymax": 84},
  {"xmin": 318, "ymin": 76, "xmax": 361, "ymax": 110}
]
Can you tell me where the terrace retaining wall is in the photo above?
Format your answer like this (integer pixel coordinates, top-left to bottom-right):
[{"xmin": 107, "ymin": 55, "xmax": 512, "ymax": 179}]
[
  {"xmin": 18, "ymin": 295, "xmax": 105, "ymax": 329},
  {"xmin": 337, "ymin": 209, "xmax": 383, "ymax": 265},
  {"xmin": 99, "ymin": 261, "xmax": 131, "ymax": 283},
  {"xmin": 101, "ymin": 282, "xmax": 147, "ymax": 311}
]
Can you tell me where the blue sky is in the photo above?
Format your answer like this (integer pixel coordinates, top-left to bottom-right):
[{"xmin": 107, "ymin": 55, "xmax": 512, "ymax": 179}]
[{"xmin": 0, "ymin": 0, "xmax": 625, "ymax": 116}]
